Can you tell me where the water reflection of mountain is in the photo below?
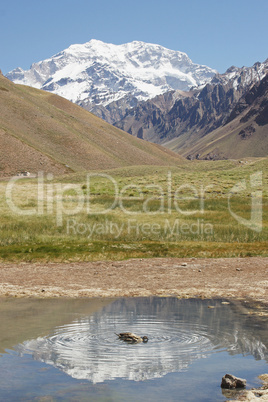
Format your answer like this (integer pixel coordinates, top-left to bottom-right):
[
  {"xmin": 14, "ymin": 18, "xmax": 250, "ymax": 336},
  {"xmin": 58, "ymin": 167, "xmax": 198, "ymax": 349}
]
[{"xmin": 16, "ymin": 298, "xmax": 267, "ymax": 383}]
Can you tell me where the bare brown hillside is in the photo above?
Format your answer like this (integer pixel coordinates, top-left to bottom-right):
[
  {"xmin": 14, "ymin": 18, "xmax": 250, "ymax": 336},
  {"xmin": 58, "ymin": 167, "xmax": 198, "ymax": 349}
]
[{"xmin": 0, "ymin": 75, "xmax": 184, "ymax": 177}]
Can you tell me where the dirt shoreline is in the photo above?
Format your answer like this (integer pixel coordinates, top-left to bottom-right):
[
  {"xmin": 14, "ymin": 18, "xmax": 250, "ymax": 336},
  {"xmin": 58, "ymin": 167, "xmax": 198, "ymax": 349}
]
[{"xmin": 0, "ymin": 257, "xmax": 267, "ymax": 306}]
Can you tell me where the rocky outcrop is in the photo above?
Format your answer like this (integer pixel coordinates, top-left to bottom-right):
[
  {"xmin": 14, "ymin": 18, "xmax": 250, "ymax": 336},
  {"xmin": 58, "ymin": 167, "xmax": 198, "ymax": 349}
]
[
  {"xmin": 221, "ymin": 374, "xmax": 247, "ymax": 389},
  {"xmin": 238, "ymin": 124, "xmax": 256, "ymax": 139},
  {"xmin": 88, "ymin": 94, "xmax": 140, "ymax": 124},
  {"xmin": 115, "ymin": 90, "xmax": 194, "ymax": 142},
  {"xmin": 227, "ymin": 374, "xmax": 268, "ymax": 401}
]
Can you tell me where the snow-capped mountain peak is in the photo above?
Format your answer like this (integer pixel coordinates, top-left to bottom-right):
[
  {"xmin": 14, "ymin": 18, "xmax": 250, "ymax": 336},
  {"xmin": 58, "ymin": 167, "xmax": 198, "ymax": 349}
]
[{"xmin": 6, "ymin": 39, "xmax": 217, "ymax": 109}]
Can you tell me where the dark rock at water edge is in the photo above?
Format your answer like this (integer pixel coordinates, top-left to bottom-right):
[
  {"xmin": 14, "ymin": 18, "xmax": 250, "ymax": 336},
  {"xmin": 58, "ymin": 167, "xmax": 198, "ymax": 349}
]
[{"xmin": 221, "ymin": 374, "xmax": 247, "ymax": 389}]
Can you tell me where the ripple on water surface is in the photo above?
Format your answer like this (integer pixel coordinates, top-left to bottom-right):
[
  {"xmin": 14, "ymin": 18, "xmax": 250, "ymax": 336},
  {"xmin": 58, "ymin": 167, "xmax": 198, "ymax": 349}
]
[{"xmin": 15, "ymin": 298, "xmax": 268, "ymax": 384}]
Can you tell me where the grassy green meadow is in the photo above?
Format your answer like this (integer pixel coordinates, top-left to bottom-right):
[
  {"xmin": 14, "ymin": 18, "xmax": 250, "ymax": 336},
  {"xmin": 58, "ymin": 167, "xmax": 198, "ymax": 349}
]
[{"xmin": 0, "ymin": 158, "xmax": 267, "ymax": 261}]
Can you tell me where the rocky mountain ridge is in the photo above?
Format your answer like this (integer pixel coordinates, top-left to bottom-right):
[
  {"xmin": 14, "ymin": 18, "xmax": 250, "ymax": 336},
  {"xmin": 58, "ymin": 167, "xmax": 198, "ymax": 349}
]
[{"xmin": 114, "ymin": 59, "xmax": 268, "ymax": 159}]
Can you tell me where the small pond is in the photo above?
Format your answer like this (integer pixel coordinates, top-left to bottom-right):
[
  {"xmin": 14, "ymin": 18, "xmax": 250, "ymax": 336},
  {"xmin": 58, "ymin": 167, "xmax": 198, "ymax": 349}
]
[{"xmin": 0, "ymin": 297, "xmax": 267, "ymax": 401}]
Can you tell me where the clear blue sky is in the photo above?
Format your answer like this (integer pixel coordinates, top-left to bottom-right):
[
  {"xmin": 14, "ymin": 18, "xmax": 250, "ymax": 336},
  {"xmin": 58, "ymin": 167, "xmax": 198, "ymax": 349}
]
[{"xmin": 1, "ymin": 0, "xmax": 267, "ymax": 75}]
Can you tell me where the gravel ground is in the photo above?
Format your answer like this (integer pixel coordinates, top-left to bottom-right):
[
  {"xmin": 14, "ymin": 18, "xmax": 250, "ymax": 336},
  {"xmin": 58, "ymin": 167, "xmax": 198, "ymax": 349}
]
[{"xmin": 0, "ymin": 257, "xmax": 267, "ymax": 306}]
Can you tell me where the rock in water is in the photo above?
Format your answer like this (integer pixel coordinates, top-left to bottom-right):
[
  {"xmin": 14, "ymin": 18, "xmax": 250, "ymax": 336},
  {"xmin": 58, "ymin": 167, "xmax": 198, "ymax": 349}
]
[{"xmin": 221, "ymin": 374, "xmax": 246, "ymax": 389}]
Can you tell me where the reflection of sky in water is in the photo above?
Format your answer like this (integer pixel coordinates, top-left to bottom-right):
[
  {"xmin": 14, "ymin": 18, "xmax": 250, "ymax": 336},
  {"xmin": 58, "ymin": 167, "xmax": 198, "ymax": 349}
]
[{"xmin": 15, "ymin": 298, "xmax": 268, "ymax": 384}]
